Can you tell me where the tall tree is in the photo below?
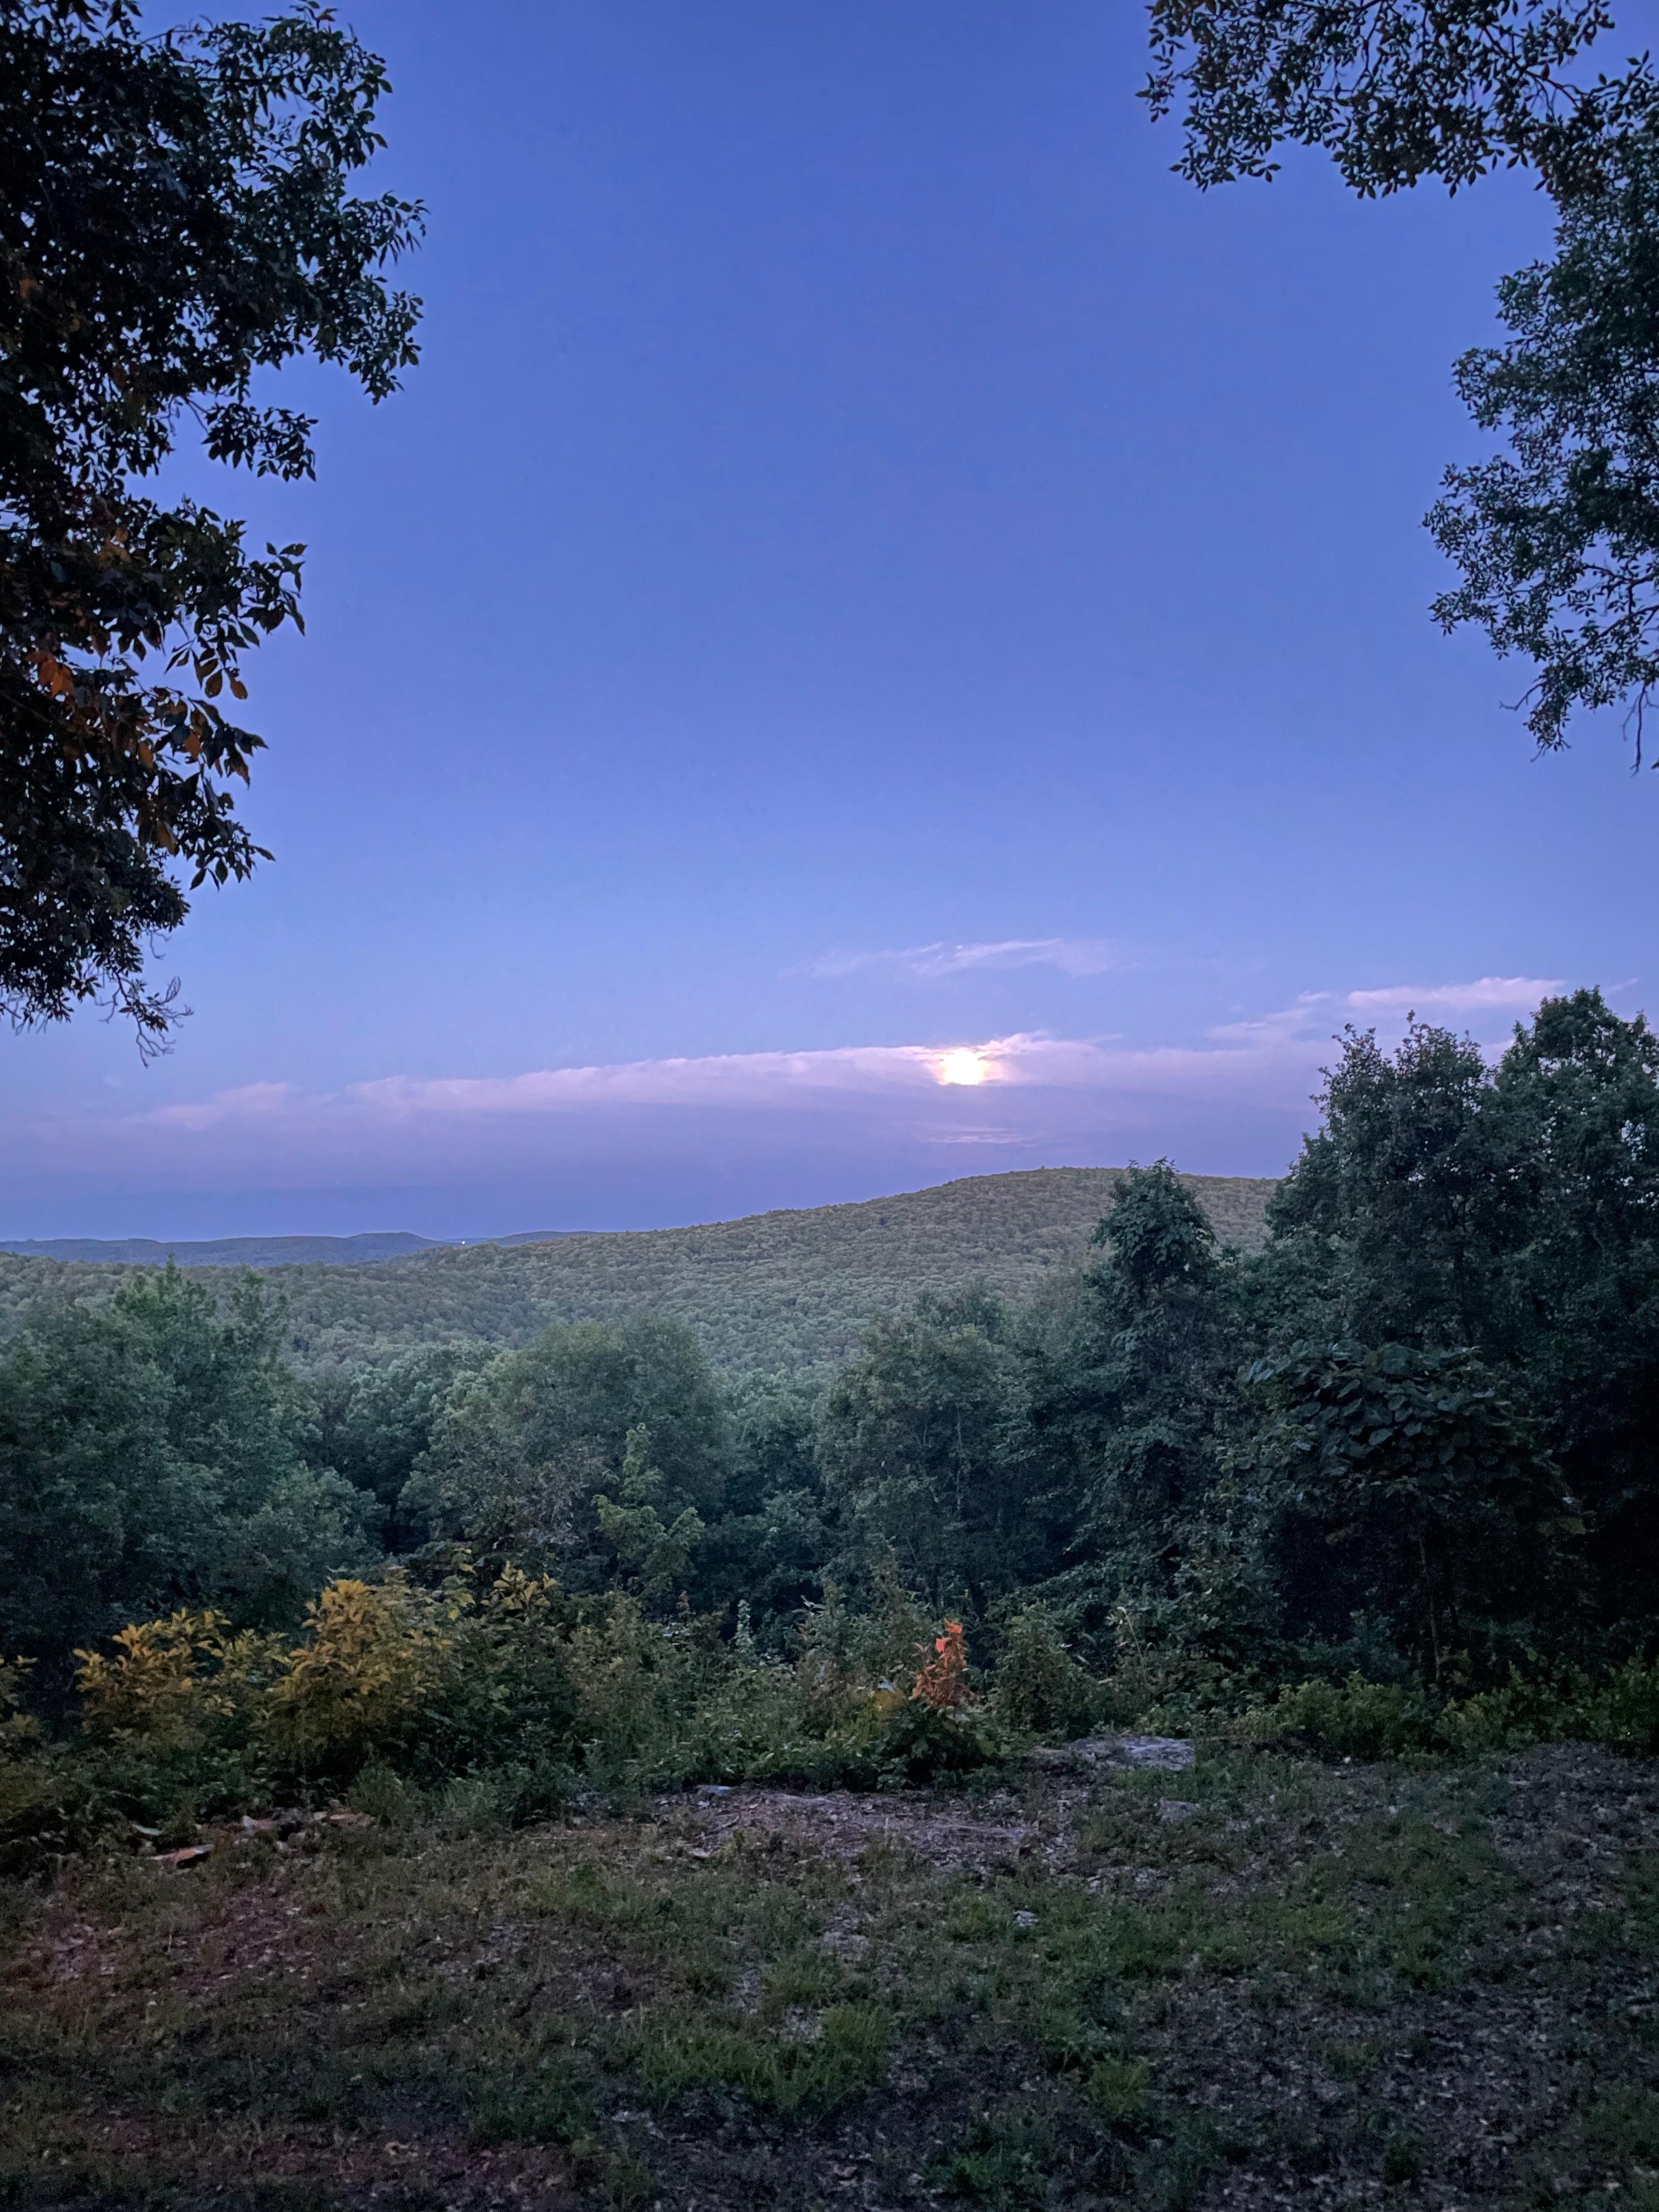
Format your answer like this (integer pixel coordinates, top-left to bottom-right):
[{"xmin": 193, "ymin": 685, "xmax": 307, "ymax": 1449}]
[
  {"xmin": 1144, "ymin": 0, "xmax": 1659, "ymax": 756},
  {"xmin": 1428, "ymin": 123, "xmax": 1659, "ymax": 752},
  {"xmin": 0, "ymin": 0, "xmax": 421, "ymax": 1044},
  {"xmin": 817, "ymin": 1287, "xmax": 1041, "ymax": 1610},
  {"xmin": 1023, "ymin": 1163, "xmax": 1248, "ymax": 1637},
  {"xmin": 1248, "ymin": 1340, "xmax": 1574, "ymax": 1674},
  {"xmin": 0, "ymin": 1267, "xmax": 370, "ymax": 1678},
  {"xmin": 1266, "ymin": 992, "xmax": 1659, "ymax": 1629},
  {"xmin": 404, "ymin": 1317, "xmax": 732, "ymax": 1588}
]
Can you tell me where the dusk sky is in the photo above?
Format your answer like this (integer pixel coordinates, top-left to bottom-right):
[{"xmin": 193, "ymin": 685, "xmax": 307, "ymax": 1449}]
[{"xmin": 3, "ymin": 0, "xmax": 1650, "ymax": 1240}]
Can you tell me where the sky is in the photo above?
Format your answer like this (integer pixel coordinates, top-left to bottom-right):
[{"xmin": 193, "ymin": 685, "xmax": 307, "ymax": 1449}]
[{"xmin": 3, "ymin": 0, "xmax": 1652, "ymax": 1240}]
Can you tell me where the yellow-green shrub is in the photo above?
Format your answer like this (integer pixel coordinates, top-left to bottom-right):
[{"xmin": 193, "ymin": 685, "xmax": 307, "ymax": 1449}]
[
  {"xmin": 263, "ymin": 1575, "xmax": 459, "ymax": 1765},
  {"xmin": 75, "ymin": 1611, "xmax": 281, "ymax": 1754}
]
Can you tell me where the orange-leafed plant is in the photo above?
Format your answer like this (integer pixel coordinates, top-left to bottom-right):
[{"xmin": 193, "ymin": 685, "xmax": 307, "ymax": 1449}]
[{"xmin": 911, "ymin": 1621, "xmax": 973, "ymax": 1709}]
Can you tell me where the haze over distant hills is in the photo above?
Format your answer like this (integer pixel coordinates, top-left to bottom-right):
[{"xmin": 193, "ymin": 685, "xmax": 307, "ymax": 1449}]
[
  {"xmin": 0, "ymin": 1229, "xmax": 577, "ymax": 1268},
  {"xmin": 0, "ymin": 1231, "xmax": 445, "ymax": 1268},
  {"xmin": 0, "ymin": 1167, "xmax": 1278, "ymax": 1376}
]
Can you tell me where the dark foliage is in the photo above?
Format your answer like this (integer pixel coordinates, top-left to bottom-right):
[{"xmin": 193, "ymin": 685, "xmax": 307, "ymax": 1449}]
[
  {"xmin": 1143, "ymin": 0, "xmax": 1638, "ymax": 197},
  {"xmin": 1429, "ymin": 121, "xmax": 1659, "ymax": 751},
  {"xmin": 1248, "ymin": 1340, "xmax": 1575, "ymax": 1675},
  {"xmin": 0, "ymin": 1266, "xmax": 369, "ymax": 1684},
  {"xmin": 1143, "ymin": 0, "xmax": 1659, "ymax": 754},
  {"xmin": 0, "ymin": 0, "xmax": 420, "ymax": 1040},
  {"xmin": 1267, "ymin": 988, "xmax": 1659, "ymax": 1626},
  {"xmin": 7, "ymin": 996, "xmax": 1659, "ymax": 1768}
]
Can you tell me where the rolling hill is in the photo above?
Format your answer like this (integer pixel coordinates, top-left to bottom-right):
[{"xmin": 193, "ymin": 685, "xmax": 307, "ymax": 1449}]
[{"xmin": 0, "ymin": 1166, "xmax": 1279, "ymax": 1376}]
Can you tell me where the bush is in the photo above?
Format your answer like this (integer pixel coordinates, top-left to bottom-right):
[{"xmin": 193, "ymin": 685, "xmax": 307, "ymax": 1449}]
[
  {"xmin": 1576, "ymin": 1654, "xmax": 1659, "ymax": 1754},
  {"xmin": 1239, "ymin": 1674, "xmax": 1438, "ymax": 1761},
  {"xmin": 1238, "ymin": 1653, "xmax": 1659, "ymax": 1760},
  {"xmin": 13, "ymin": 1553, "xmax": 1659, "ymax": 1875},
  {"xmin": 992, "ymin": 1604, "xmax": 1096, "ymax": 1736}
]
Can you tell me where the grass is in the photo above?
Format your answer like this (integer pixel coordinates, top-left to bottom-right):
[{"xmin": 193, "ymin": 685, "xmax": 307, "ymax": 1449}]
[{"xmin": 2, "ymin": 1740, "xmax": 1656, "ymax": 2209}]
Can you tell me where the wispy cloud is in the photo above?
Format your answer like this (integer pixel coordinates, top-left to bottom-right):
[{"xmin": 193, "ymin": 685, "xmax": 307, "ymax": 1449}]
[
  {"xmin": 139, "ymin": 1034, "xmax": 1139, "ymax": 1135},
  {"xmin": 808, "ymin": 937, "xmax": 1130, "ymax": 981},
  {"xmin": 1215, "ymin": 977, "xmax": 1567, "ymax": 1047},
  {"xmin": 45, "ymin": 1026, "xmax": 1325, "ymax": 1193},
  {"xmin": 4, "ymin": 978, "xmax": 1598, "ymax": 1209},
  {"xmin": 1340, "ymin": 977, "xmax": 1565, "ymax": 1017}
]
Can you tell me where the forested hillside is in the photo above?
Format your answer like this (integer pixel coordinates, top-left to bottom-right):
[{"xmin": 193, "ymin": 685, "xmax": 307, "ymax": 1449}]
[{"xmin": 0, "ymin": 1166, "xmax": 1277, "ymax": 1375}]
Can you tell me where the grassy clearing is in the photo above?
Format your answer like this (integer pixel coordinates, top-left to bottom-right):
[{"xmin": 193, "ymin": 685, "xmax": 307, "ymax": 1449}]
[{"xmin": 2, "ymin": 1742, "xmax": 1656, "ymax": 2210}]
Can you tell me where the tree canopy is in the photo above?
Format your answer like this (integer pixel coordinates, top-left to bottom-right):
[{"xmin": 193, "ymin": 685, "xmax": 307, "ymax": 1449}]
[
  {"xmin": 1428, "ymin": 122, "xmax": 1659, "ymax": 751},
  {"xmin": 0, "ymin": 0, "xmax": 420, "ymax": 1043},
  {"xmin": 1145, "ymin": 0, "xmax": 1659, "ymax": 758},
  {"xmin": 1142, "ymin": 0, "xmax": 1641, "ymax": 197},
  {"xmin": 0, "ymin": 1266, "xmax": 370, "ymax": 1681},
  {"xmin": 5, "ymin": 998, "xmax": 1659, "ymax": 1707}
]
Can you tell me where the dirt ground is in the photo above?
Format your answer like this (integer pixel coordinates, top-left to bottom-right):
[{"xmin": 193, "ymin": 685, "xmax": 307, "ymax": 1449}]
[{"xmin": 3, "ymin": 1740, "xmax": 1656, "ymax": 2212}]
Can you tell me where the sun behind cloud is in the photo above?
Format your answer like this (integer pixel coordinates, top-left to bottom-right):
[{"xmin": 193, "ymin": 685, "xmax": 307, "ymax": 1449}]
[{"xmin": 936, "ymin": 1048, "xmax": 990, "ymax": 1086}]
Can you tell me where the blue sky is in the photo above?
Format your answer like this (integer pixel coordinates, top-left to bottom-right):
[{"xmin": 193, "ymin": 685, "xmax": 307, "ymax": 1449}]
[{"xmin": 3, "ymin": 0, "xmax": 1651, "ymax": 1238}]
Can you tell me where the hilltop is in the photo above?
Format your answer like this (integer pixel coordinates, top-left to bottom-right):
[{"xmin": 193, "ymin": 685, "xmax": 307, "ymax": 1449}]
[{"xmin": 0, "ymin": 1166, "xmax": 1277, "ymax": 1375}]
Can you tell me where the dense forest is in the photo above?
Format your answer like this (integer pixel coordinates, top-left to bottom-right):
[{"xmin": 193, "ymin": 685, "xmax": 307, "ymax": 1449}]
[
  {"xmin": 0, "ymin": 1166, "xmax": 1277, "ymax": 1379},
  {"xmin": 3, "ymin": 991, "xmax": 1659, "ymax": 1864}
]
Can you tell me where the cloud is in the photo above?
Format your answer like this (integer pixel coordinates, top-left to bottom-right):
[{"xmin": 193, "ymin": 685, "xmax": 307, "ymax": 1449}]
[
  {"xmin": 3, "ymin": 978, "xmax": 1596, "ymax": 1216},
  {"xmin": 42, "ymin": 1026, "xmax": 1325, "ymax": 1195},
  {"xmin": 136, "ymin": 1034, "xmax": 1142, "ymax": 1138},
  {"xmin": 148, "ymin": 1081, "xmax": 296, "ymax": 1133},
  {"xmin": 808, "ymin": 936, "xmax": 1129, "ymax": 981},
  {"xmin": 1340, "ymin": 977, "xmax": 1565, "ymax": 1017},
  {"xmin": 1214, "ymin": 977, "xmax": 1567, "ymax": 1048}
]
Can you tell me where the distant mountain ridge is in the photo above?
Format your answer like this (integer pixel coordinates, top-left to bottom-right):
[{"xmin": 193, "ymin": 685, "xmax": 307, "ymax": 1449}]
[
  {"xmin": 0, "ymin": 1231, "xmax": 445, "ymax": 1268},
  {"xmin": 0, "ymin": 1228, "xmax": 577, "ymax": 1268},
  {"xmin": 0, "ymin": 1166, "xmax": 1280, "ymax": 1375}
]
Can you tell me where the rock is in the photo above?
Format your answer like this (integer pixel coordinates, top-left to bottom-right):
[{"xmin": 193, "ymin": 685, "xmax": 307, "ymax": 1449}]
[
  {"xmin": 1013, "ymin": 1910, "xmax": 1037, "ymax": 1929},
  {"xmin": 1031, "ymin": 1734, "xmax": 1196, "ymax": 1774},
  {"xmin": 1157, "ymin": 1799, "xmax": 1199, "ymax": 1824},
  {"xmin": 819, "ymin": 1928, "xmax": 870, "ymax": 1961},
  {"xmin": 1112, "ymin": 1735, "xmax": 1196, "ymax": 1772}
]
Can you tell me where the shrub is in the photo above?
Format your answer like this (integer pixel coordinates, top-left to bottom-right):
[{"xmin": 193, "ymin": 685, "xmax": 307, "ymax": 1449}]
[
  {"xmin": 912, "ymin": 1621, "xmax": 972, "ymax": 1709},
  {"xmin": 0, "ymin": 1659, "xmax": 41, "ymax": 1758},
  {"xmin": 1238, "ymin": 1654, "xmax": 1659, "ymax": 1760},
  {"xmin": 1577, "ymin": 1654, "xmax": 1659, "ymax": 1754},
  {"xmin": 794, "ymin": 1560, "xmax": 932, "ymax": 1728},
  {"xmin": 76, "ymin": 1611, "xmax": 281, "ymax": 1753},
  {"xmin": 992, "ymin": 1604, "xmax": 1095, "ymax": 1735},
  {"xmin": 1239, "ymin": 1675, "xmax": 1438, "ymax": 1761},
  {"xmin": 833, "ymin": 1692, "xmax": 1013, "ymax": 1786},
  {"xmin": 264, "ymin": 1576, "xmax": 458, "ymax": 1770}
]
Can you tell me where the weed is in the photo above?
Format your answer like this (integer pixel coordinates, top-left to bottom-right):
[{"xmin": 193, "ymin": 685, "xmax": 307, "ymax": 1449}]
[
  {"xmin": 1381, "ymin": 2126, "xmax": 1429, "ymax": 2185},
  {"xmin": 1085, "ymin": 2053, "xmax": 1152, "ymax": 2124},
  {"xmin": 466, "ymin": 2054, "xmax": 597, "ymax": 2145},
  {"xmin": 627, "ymin": 2001, "xmax": 894, "ymax": 2115},
  {"xmin": 938, "ymin": 2106, "xmax": 1060, "ymax": 2205}
]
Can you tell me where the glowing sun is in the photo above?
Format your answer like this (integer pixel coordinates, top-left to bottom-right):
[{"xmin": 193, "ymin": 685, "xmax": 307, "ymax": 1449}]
[{"xmin": 937, "ymin": 1048, "xmax": 990, "ymax": 1087}]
